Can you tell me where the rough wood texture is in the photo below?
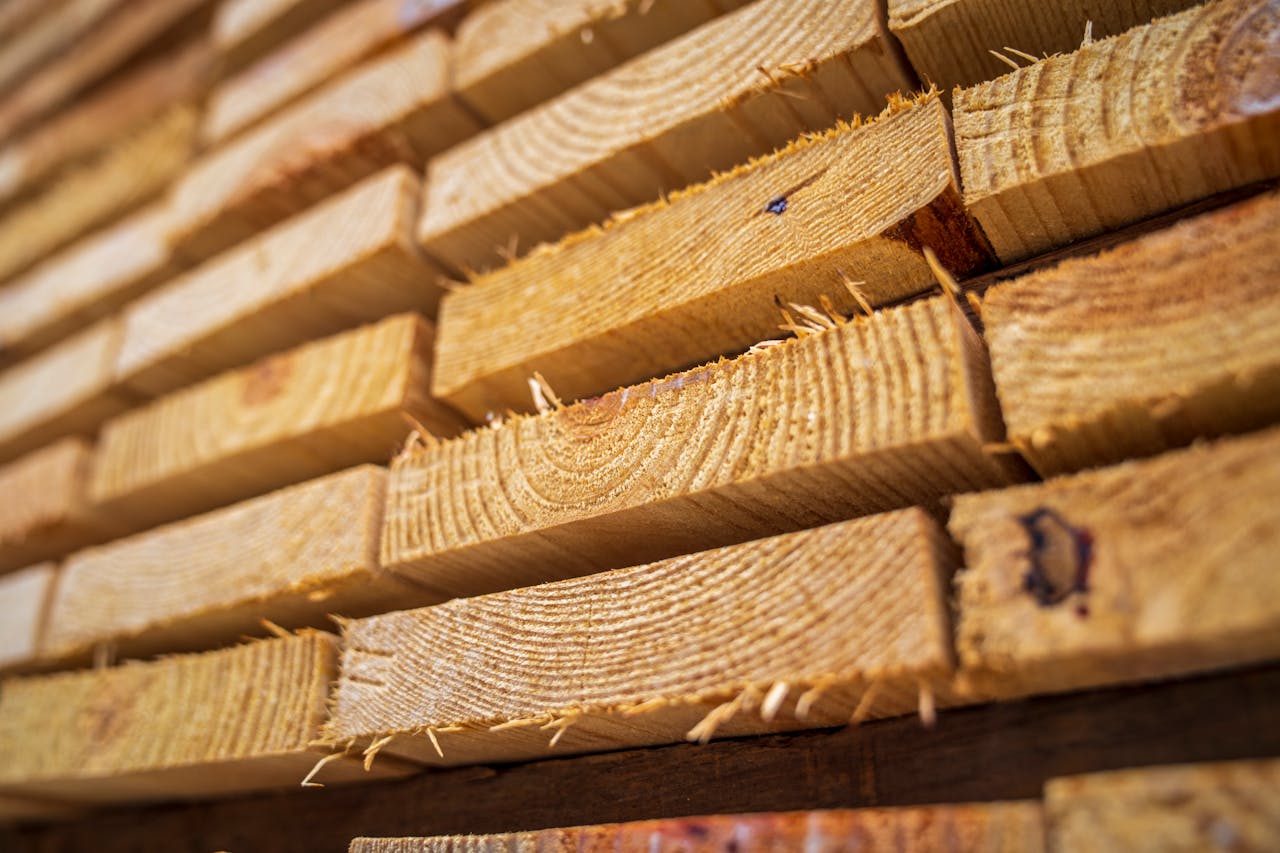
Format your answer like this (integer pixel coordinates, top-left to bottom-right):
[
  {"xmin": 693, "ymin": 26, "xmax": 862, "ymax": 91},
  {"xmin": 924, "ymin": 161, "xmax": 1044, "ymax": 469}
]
[
  {"xmin": 118, "ymin": 166, "xmax": 442, "ymax": 398},
  {"xmin": 0, "ymin": 319, "xmax": 131, "ymax": 464},
  {"xmin": 385, "ymin": 296, "xmax": 1017, "ymax": 597},
  {"xmin": 0, "ymin": 634, "xmax": 412, "ymax": 804},
  {"xmin": 0, "ymin": 205, "xmax": 174, "ymax": 365},
  {"xmin": 329, "ymin": 510, "xmax": 960, "ymax": 766},
  {"xmin": 0, "ymin": 0, "xmax": 210, "ymax": 140},
  {"xmin": 204, "ymin": 0, "xmax": 466, "ymax": 145},
  {"xmin": 0, "ymin": 564, "xmax": 54, "ymax": 672},
  {"xmin": 91, "ymin": 313, "xmax": 466, "ymax": 531},
  {"xmin": 0, "ymin": 439, "xmax": 121, "ymax": 573},
  {"xmin": 434, "ymin": 94, "xmax": 994, "ymax": 421},
  {"xmin": 981, "ymin": 190, "xmax": 1280, "ymax": 476},
  {"xmin": 0, "ymin": 105, "xmax": 195, "ymax": 286},
  {"xmin": 169, "ymin": 29, "xmax": 480, "ymax": 262},
  {"xmin": 43, "ymin": 466, "xmax": 438, "ymax": 663},
  {"xmin": 418, "ymin": 0, "xmax": 915, "ymax": 274},
  {"xmin": 212, "ymin": 0, "xmax": 349, "ymax": 75},
  {"xmin": 453, "ymin": 0, "xmax": 750, "ymax": 125},
  {"xmin": 0, "ymin": 39, "xmax": 211, "ymax": 209},
  {"xmin": 888, "ymin": 0, "xmax": 1200, "ymax": 92},
  {"xmin": 955, "ymin": 0, "xmax": 1280, "ymax": 262},
  {"xmin": 951, "ymin": 426, "xmax": 1280, "ymax": 701},
  {"xmin": 351, "ymin": 802, "xmax": 1045, "ymax": 852},
  {"xmin": 1046, "ymin": 759, "xmax": 1280, "ymax": 852}
]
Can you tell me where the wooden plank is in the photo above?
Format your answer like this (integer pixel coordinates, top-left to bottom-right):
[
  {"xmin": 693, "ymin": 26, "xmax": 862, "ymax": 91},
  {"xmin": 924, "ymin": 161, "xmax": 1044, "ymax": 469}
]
[
  {"xmin": 954, "ymin": 0, "xmax": 1280, "ymax": 263},
  {"xmin": 203, "ymin": 0, "xmax": 467, "ymax": 145},
  {"xmin": 0, "ymin": 105, "xmax": 196, "ymax": 286},
  {"xmin": 980, "ymin": 190, "xmax": 1280, "ymax": 476},
  {"xmin": 4, "ymin": 664, "xmax": 1278, "ymax": 853},
  {"xmin": 212, "ymin": 0, "xmax": 349, "ymax": 75},
  {"xmin": 434, "ymin": 93, "xmax": 995, "ymax": 421},
  {"xmin": 0, "ymin": 0, "xmax": 120, "ymax": 98},
  {"xmin": 888, "ymin": 0, "xmax": 1200, "ymax": 92},
  {"xmin": 117, "ymin": 166, "xmax": 442, "ymax": 398},
  {"xmin": 0, "ymin": 39, "xmax": 211, "ymax": 209},
  {"xmin": 417, "ymin": 0, "xmax": 915, "ymax": 274},
  {"xmin": 0, "ymin": 0, "xmax": 62, "ymax": 41},
  {"xmin": 0, "ymin": 564, "xmax": 54, "ymax": 672},
  {"xmin": 0, "ymin": 633, "xmax": 413, "ymax": 804},
  {"xmin": 327, "ymin": 509, "xmax": 960, "ymax": 766},
  {"xmin": 950, "ymin": 426, "xmax": 1280, "ymax": 701},
  {"xmin": 0, "ymin": 439, "xmax": 122, "ymax": 573},
  {"xmin": 1046, "ymin": 759, "xmax": 1280, "ymax": 852},
  {"xmin": 90, "ymin": 313, "xmax": 467, "ymax": 531},
  {"xmin": 0, "ymin": 0, "xmax": 211, "ymax": 140},
  {"xmin": 453, "ymin": 0, "xmax": 750, "ymax": 125},
  {"xmin": 0, "ymin": 205, "xmax": 173, "ymax": 365},
  {"xmin": 42, "ymin": 466, "xmax": 440, "ymax": 663},
  {"xmin": 169, "ymin": 29, "xmax": 481, "ymax": 262},
  {"xmin": 385, "ymin": 296, "xmax": 1018, "ymax": 597},
  {"xmin": 351, "ymin": 802, "xmax": 1046, "ymax": 852},
  {"xmin": 0, "ymin": 319, "xmax": 131, "ymax": 465},
  {"xmin": 0, "ymin": 795, "xmax": 79, "ymax": 825}
]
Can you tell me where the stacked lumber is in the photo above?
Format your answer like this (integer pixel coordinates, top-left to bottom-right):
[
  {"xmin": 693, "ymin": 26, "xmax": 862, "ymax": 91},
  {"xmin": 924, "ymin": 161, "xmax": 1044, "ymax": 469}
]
[{"xmin": 0, "ymin": 0, "xmax": 1277, "ymax": 849}]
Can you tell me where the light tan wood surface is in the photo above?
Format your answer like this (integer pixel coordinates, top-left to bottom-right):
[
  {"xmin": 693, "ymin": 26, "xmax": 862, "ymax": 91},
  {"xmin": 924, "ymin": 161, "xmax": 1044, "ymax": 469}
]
[
  {"xmin": 0, "ymin": 319, "xmax": 131, "ymax": 464},
  {"xmin": 0, "ymin": 39, "xmax": 211, "ymax": 209},
  {"xmin": 0, "ymin": 439, "xmax": 121, "ymax": 573},
  {"xmin": 385, "ymin": 296, "xmax": 1018, "ymax": 597},
  {"xmin": 91, "ymin": 313, "xmax": 466, "ymax": 531},
  {"xmin": 1046, "ymin": 759, "xmax": 1280, "ymax": 852},
  {"xmin": 0, "ymin": 205, "xmax": 173, "ymax": 365},
  {"xmin": 0, "ymin": 563, "xmax": 55, "ymax": 672},
  {"xmin": 434, "ymin": 94, "xmax": 994, "ymax": 421},
  {"xmin": 417, "ymin": 0, "xmax": 914, "ymax": 274},
  {"xmin": 0, "ymin": 634, "xmax": 413, "ymax": 804},
  {"xmin": 328, "ymin": 510, "xmax": 961, "ymax": 766},
  {"xmin": 981, "ymin": 190, "xmax": 1280, "ymax": 476},
  {"xmin": 117, "ymin": 166, "xmax": 442, "ymax": 398},
  {"xmin": 204, "ymin": 0, "xmax": 466, "ymax": 145},
  {"xmin": 0, "ymin": 105, "xmax": 195, "ymax": 286},
  {"xmin": 213, "ymin": 0, "xmax": 350, "ymax": 75},
  {"xmin": 169, "ymin": 29, "xmax": 480, "ymax": 262},
  {"xmin": 889, "ymin": 0, "xmax": 1200, "ymax": 92},
  {"xmin": 350, "ymin": 802, "xmax": 1046, "ymax": 852},
  {"xmin": 0, "ymin": 0, "xmax": 210, "ymax": 140},
  {"xmin": 0, "ymin": 0, "xmax": 61, "ymax": 41},
  {"xmin": 43, "ymin": 466, "xmax": 438, "ymax": 663},
  {"xmin": 955, "ymin": 0, "xmax": 1280, "ymax": 262},
  {"xmin": 454, "ymin": 0, "xmax": 749, "ymax": 124},
  {"xmin": 0, "ymin": 0, "xmax": 119, "ymax": 99},
  {"xmin": 951, "ymin": 427, "xmax": 1280, "ymax": 701}
]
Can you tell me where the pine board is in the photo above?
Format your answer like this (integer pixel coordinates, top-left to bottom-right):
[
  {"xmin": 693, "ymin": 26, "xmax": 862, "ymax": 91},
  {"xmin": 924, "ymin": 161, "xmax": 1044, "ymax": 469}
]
[{"xmin": 0, "ymin": 563, "xmax": 55, "ymax": 672}]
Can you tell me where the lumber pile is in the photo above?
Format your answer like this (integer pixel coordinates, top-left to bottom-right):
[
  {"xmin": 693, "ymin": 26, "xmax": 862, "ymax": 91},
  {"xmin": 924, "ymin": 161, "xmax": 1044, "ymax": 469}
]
[{"xmin": 0, "ymin": 0, "xmax": 1277, "ymax": 849}]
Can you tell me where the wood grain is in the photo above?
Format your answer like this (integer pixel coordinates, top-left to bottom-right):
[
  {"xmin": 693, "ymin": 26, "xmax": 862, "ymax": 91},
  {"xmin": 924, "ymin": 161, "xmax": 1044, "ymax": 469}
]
[
  {"xmin": 1046, "ymin": 758, "xmax": 1280, "ymax": 852},
  {"xmin": 385, "ymin": 296, "xmax": 1018, "ymax": 597},
  {"xmin": 329, "ymin": 510, "xmax": 960, "ymax": 766},
  {"xmin": 212, "ymin": 0, "xmax": 350, "ymax": 75},
  {"xmin": 981, "ymin": 190, "xmax": 1280, "ymax": 476},
  {"xmin": 888, "ymin": 0, "xmax": 1200, "ymax": 92},
  {"xmin": 954, "ymin": 0, "xmax": 1280, "ymax": 262},
  {"xmin": 0, "ymin": 319, "xmax": 132, "ymax": 464},
  {"xmin": 204, "ymin": 0, "xmax": 466, "ymax": 145},
  {"xmin": 117, "ymin": 166, "xmax": 442, "ymax": 398},
  {"xmin": 0, "ymin": 0, "xmax": 119, "ymax": 99},
  {"xmin": 453, "ymin": 0, "xmax": 750, "ymax": 124},
  {"xmin": 0, "ymin": 634, "xmax": 413, "ymax": 805},
  {"xmin": 91, "ymin": 313, "xmax": 466, "ymax": 531},
  {"xmin": 352, "ymin": 802, "xmax": 1045, "ymax": 852},
  {"xmin": 0, "ymin": 38, "xmax": 211, "ymax": 209},
  {"xmin": 950, "ymin": 426, "xmax": 1280, "ymax": 701},
  {"xmin": 0, "ymin": 563, "xmax": 54, "ymax": 672},
  {"xmin": 0, "ymin": 439, "xmax": 122, "ymax": 573},
  {"xmin": 0, "ymin": 205, "xmax": 173, "ymax": 365},
  {"xmin": 43, "ymin": 466, "xmax": 439, "ymax": 663},
  {"xmin": 169, "ymin": 29, "xmax": 480, "ymax": 262},
  {"xmin": 0, "ymin": 104, "xmax": 195, "ymax": 286},
  {"xmin": 418, "ymin": 0, "xmax": 915, "ymax": 274},
  {"xmin": 433, "ymin": 94, "xmax": 994, "ymax": 421}
]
